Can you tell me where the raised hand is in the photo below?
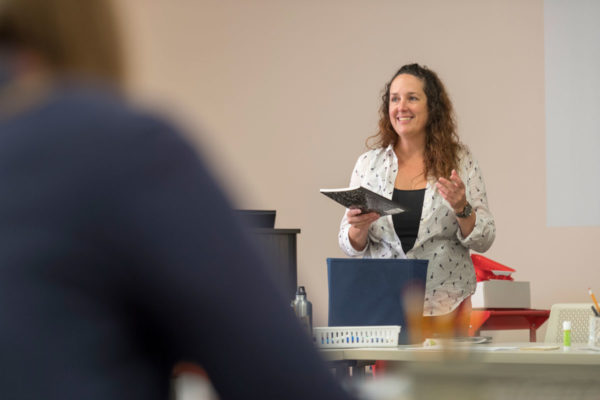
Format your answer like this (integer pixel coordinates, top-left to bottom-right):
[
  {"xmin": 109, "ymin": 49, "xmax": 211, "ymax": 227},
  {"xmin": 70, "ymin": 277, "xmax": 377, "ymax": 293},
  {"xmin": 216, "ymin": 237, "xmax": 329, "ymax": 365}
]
[{"xmin": 436, "ymin": 169, "xmax": 467, "ymax": 213}]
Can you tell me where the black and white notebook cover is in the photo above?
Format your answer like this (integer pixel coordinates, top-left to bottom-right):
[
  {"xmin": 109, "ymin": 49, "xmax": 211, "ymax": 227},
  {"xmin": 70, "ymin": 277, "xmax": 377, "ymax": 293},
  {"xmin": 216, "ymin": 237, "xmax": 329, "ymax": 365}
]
[{"xmin": 320, "ymin": 186, "xmax": 405, "ymax": 215}]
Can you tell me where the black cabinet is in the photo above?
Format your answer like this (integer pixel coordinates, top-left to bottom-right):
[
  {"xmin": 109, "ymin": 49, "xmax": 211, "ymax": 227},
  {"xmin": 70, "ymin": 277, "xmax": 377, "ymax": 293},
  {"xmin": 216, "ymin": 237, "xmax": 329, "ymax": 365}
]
[{"xmin": 250, "ymin": 228, "xmax": 300, "ymax": 302}]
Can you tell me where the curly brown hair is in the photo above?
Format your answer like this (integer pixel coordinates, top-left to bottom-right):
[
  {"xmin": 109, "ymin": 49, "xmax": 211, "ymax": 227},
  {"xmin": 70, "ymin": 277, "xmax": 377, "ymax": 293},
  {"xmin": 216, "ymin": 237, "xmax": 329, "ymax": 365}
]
[{"xmin": 367, "ymin": 63, "xmax": 462, "ymax": 180}]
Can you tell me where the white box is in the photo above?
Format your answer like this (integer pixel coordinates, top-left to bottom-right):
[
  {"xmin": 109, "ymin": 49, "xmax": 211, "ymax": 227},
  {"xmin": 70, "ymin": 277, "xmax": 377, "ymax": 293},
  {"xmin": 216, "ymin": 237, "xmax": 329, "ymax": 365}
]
[{"xmin": 472, "ymin": 280, "xmax": 531, "ymax": 308}]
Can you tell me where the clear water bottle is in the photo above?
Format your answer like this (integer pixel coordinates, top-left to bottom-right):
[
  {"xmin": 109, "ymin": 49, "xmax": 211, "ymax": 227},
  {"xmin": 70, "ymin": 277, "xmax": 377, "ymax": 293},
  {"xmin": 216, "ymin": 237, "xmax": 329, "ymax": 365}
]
[{"xmin": 291, "ymin": 286, "xmax": 312, "ymax": 334}]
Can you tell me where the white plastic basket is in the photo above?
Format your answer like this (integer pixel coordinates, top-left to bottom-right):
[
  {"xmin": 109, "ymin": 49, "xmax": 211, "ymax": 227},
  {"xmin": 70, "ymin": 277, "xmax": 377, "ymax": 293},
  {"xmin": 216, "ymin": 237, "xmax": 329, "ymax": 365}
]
[{"xmin": 312, "ymin": 325, "xmax": 401, "ymax": 348}]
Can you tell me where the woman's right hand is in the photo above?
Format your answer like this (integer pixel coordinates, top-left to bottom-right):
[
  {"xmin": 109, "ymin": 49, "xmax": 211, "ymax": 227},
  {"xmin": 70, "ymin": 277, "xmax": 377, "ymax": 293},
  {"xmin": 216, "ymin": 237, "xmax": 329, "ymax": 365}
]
[{"xmin": 346, "ymin": 208, "xmax": 380, "ymax": 251}]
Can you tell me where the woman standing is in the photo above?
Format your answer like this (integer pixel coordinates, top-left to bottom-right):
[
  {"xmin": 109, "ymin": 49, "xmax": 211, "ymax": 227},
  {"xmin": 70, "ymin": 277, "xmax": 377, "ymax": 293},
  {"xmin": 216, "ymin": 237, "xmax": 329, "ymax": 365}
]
[{"xmin": 339, "ymin": 64, "xmax": 495, "ymax": 336}]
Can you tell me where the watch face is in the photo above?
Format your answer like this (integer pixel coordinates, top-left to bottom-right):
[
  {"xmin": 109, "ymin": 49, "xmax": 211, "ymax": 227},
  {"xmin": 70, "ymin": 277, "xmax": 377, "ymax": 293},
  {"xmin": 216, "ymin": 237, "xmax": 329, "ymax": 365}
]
[
  {"xmin": 464, "ymin": 203, "xmax": 472, "ymax": 216},
  {"xmin": 457, "ymin": 202, "xmax": 472, "ymax": 218}
]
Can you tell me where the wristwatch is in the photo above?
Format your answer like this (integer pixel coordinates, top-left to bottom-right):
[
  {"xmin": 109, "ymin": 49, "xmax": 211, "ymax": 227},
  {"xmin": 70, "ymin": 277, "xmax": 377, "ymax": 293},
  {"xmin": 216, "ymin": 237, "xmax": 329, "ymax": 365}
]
[{"xmin": 455, "ymin": 202, "xmax": 473, "ymax": 218}]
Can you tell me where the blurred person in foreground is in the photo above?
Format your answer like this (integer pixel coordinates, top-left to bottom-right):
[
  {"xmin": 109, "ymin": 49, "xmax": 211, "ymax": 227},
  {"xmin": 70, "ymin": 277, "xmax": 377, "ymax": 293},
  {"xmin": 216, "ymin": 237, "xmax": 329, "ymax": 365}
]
[{"xmin": 0, "ymin": 1, "xmax": 354, "ymax": 399}]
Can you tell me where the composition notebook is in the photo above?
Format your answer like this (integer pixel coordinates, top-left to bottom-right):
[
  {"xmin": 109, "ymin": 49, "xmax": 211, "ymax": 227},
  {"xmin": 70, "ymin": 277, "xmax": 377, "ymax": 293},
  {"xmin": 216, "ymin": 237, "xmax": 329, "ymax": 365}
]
[
  {"xmin": 327, "ymin": 258, "xmax": 428, "ymax": 344},
  {"xmin": 320, "ymin": 186, "xmax": 405, "ymax": 216}
]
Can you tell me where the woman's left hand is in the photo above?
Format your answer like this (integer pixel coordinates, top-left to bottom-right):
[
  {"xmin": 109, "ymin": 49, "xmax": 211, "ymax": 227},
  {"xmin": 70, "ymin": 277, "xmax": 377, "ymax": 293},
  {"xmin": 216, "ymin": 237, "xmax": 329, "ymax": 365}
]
[{"xmin": 436, "ymin": 169, "xmax": 467, "ymax": 213}]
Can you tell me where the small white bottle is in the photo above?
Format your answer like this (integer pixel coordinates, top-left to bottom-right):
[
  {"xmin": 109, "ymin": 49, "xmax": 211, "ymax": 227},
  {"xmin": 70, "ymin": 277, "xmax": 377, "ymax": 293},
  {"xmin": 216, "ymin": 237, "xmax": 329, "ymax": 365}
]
[{"xmin": 563, "ymin": 321, "xmax": 571, "ymax": 351}]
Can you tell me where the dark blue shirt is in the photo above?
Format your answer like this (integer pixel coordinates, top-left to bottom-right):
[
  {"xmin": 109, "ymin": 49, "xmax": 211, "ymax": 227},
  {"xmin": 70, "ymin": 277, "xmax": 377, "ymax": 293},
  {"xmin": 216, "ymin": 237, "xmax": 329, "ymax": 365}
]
[{"xmin": 0, "ymin": 83, "xmax": 353, "ymax": 400}]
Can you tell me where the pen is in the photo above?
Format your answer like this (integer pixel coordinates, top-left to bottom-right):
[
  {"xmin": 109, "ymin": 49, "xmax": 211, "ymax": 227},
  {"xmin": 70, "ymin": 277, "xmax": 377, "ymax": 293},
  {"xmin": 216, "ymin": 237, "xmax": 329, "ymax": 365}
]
[
  {"xmin": 589, "ymin": 288, "xmax": 600, "ymax": 315},
  {"xmin": 592, "ymin": 305, "xmax": 599, "ymax": 317}
]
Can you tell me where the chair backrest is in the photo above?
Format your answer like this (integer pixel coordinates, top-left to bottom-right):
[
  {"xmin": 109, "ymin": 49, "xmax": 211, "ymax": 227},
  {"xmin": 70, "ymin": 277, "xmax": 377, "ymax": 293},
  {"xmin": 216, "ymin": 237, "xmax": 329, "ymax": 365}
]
[
  {"xmin": 326, "ymin": 258, "xmax": 428, "ymax": 345},
  {"xmin": 544, "ymin": 303, "xmax": 594, "ymax": 344}
]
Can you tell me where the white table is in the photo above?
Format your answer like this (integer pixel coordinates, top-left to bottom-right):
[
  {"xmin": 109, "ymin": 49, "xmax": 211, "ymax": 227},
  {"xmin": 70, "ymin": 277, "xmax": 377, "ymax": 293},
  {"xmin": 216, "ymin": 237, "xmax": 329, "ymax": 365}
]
[
  {"xmin": 321, "ymin": 344, "xmax": 600, "ymax": 398},
  {"xmin": 322, "ymin": 343, "xmax": 600, "ymax": 366}
]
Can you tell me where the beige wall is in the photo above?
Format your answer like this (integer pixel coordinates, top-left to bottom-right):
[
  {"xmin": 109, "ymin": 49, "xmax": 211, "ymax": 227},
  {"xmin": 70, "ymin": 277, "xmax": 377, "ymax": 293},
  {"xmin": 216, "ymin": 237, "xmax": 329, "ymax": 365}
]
[{"xmin": 117, "ymin": 0, "xmax": 600, "ymax": 338}]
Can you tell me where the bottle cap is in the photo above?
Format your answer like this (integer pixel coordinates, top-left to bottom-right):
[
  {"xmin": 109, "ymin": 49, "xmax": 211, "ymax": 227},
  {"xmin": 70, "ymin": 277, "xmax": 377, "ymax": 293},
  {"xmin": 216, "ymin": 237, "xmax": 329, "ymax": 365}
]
[
  {"xmin": 563, "ymin": 321, "xmax": 571, "ymax": 330},
  {"xmin": 296, "ymin": 286, "xmax": 306, "ymax": 296}
]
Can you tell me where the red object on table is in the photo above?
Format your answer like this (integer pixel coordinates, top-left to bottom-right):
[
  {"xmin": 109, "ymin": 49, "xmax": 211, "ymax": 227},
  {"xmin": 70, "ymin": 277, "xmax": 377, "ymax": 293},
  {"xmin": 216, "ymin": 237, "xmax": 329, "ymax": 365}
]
[
  {"xmin": 471, "ymin": 254, "xmax": 516, "ymax": 282},
  {"xmin": 469, "ymin": 308, "xmax": 550, "ymax": 342}
]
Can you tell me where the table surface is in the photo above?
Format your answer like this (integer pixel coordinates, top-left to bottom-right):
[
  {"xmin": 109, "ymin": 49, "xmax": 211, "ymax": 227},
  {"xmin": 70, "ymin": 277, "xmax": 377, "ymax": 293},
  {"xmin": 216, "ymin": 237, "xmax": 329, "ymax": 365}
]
[
  {"xmin": 321, "ymin": 342, "xmax": 600, "ymax": 366},
  {"xmin": 322, "ymin": 344, "xmax": 600, "ymax": 398}
]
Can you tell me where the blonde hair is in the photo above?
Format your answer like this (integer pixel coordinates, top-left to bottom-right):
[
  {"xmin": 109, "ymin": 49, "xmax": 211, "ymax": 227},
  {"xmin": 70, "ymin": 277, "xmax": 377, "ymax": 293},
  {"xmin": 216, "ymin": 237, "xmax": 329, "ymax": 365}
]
[{"xmin": 0, "ymin": 0, "xmax": 125, "ymax": 85}]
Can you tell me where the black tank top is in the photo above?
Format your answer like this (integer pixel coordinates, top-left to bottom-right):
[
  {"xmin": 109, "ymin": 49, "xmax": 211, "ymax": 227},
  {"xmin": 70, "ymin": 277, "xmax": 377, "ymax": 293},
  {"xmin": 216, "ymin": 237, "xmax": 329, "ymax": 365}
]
[{"xmin": 392, "ymin": 188, "xmax": 426, "ymax": 254}]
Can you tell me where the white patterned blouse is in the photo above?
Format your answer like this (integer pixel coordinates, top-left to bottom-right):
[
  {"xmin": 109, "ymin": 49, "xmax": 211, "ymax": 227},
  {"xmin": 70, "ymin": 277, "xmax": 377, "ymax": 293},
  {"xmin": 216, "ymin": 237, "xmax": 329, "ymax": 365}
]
[{"xmin": 338, "ymin": 144, "xmax": 496, "ymax": 316}]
